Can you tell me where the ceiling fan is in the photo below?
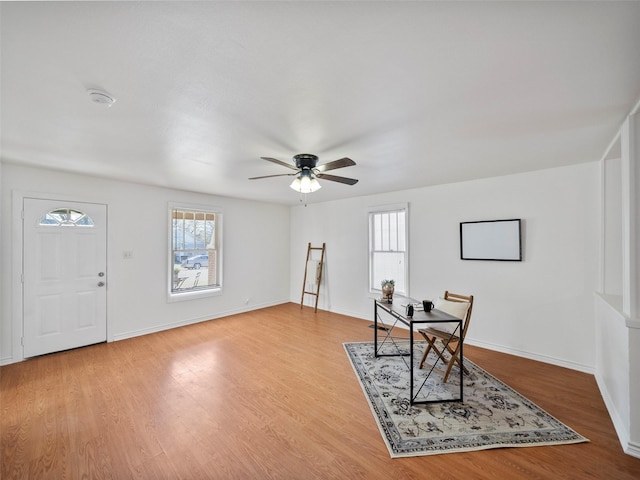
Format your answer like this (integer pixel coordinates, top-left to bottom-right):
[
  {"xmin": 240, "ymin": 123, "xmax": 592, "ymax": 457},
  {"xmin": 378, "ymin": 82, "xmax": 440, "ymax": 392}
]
[{"xmin": 249, "ymin": 154, "xmax": 358, "ymax": 193}]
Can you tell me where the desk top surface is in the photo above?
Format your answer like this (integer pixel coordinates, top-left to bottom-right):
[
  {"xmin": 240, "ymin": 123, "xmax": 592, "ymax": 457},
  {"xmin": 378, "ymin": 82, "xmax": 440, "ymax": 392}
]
[{"xmin": 375, "ymin": 296, "xmax": 461, "ymax": 323}]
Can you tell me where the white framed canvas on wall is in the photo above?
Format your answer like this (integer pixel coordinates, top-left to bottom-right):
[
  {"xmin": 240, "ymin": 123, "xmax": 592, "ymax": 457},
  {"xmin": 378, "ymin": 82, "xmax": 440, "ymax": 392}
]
[{"xmin": 460, "ymin": 219, "xmax": 522, "ymax": 261}]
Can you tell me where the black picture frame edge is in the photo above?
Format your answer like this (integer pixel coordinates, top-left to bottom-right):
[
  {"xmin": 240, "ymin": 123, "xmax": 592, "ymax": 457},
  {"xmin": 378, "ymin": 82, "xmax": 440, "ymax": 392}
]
[{"xmin": 459, "ymin": 218, "xmax": 522, "ymax": 262}]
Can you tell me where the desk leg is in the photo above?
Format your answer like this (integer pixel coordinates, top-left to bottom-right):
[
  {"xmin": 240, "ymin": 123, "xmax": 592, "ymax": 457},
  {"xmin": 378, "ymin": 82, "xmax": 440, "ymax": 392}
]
[
  {"xmin": 410, "ymin": 318, "xmax": 464, "ymax": 405},
  {"xmin": 374, "ymin": 300, "xmax": 378, "ymax": 357},
  {"xmin": 410, "ymin": 325, "xmax": 414, "ymax": 403},
  {"xmin": 459, "ymin": 331, "xmax": 464, "ymax": 400}
]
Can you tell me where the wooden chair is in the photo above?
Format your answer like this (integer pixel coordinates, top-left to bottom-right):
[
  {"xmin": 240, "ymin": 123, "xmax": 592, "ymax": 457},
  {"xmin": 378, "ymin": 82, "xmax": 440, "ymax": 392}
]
[{"xmin": 418, "ymin": 291, "xmax": 474, "ymax": 383}]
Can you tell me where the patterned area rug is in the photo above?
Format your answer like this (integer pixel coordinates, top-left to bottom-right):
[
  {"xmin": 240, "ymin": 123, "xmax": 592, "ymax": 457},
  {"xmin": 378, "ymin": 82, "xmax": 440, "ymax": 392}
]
[{"xmin": 344, "ymin": 341, "xmax": 588, "ymax": 457}]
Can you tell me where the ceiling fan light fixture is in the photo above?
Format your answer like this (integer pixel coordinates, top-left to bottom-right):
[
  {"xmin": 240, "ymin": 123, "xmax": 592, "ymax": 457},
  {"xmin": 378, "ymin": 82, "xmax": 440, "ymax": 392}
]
[
  {"xmin": 252, "ymin": 153, "xmax": 356, "ymax": 196},
  {"xmin": 289, "ymin": 177, "xmax": 302, "ymax": 191},
  {"xmin": 290, "ymin": 170, "xmax": 321, "ymax": 193},
  {"xmin": 308, "ymin": 178, "xmax": 321, "ymax": 192}
]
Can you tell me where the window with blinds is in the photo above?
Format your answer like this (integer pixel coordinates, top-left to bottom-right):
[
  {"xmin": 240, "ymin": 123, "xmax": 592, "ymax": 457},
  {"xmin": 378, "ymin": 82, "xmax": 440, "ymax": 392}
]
[
  {"xmin": 169, "ymin": 203, "xmax": 222, "ymax": 300},
  {"xmin": 368, "ymin": 205, "xmax": 408, "ymax": 296}
]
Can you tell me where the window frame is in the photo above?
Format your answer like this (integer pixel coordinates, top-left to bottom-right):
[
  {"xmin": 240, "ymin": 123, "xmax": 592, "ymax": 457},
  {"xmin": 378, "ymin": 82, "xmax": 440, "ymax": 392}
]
[
  {"xmin": 167, "ymin": 202, "xmax": 223, "ymax": 302},
  {"xmin": 368, "ymin": 203, "xmax": 409, "ymax": 297}
]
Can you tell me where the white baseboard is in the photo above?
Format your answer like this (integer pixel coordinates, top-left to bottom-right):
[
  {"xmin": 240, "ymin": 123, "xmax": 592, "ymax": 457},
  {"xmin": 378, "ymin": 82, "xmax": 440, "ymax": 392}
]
[
  {"xmin": 1, "ymin": 356, "xmax": 15, "ymax": 366},
  {"xmin": 324, "ymin": 306, "xmax": 371, "ymax": 323},
  {"xmin": 308, "ymin": 300, "xmax": 597, "ymax": 374},
  {"xmin": 625, "ymin": 441, "xmax": 640, "ymax": 459},
  {"xmin": 594, "ymin": 371, "xmax": 632, "ymax": 457},
  {"xmin": 465, "ymin": 338, "xmax": 595, "ymax": 374},
  {"xmin": 1, "ymin": 300, "xmax": 291, "ymax": 365},
  {"xmin": 111, "ymin": 299, "xmax": 289, "ymax": 342}
]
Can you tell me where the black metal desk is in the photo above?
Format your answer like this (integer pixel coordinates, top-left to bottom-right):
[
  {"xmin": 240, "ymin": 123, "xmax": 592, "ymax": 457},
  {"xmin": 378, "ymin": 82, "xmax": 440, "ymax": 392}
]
[{"xmin": 374, "ymin": 297, "xmax": 463, "ymax": 404}]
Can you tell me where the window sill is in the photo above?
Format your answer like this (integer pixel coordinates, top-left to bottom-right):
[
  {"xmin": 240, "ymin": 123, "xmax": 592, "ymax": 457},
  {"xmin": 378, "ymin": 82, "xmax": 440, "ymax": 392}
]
[{"xmin": 168, "ymin": 287, "xmax": 222, "ymax": 303}]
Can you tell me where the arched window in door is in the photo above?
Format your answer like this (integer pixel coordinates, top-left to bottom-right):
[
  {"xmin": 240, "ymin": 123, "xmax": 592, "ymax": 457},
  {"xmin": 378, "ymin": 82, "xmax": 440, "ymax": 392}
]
[{"xmin": 39, "ymin": 208, "xmax": 95, "ymax": 227}]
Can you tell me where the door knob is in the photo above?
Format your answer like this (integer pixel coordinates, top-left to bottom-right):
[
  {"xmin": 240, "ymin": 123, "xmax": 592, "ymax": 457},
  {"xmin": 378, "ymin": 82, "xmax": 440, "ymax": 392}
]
[{"xmin": 98, "ymin": 281, "xmax": 105, "ymax": 287}]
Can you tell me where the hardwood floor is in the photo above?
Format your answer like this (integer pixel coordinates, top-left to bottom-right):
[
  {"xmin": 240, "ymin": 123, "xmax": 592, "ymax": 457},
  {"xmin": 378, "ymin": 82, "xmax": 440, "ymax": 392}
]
[{"xmin": 2, "ymin": 303, "xmax": 639, "ymax": 479}]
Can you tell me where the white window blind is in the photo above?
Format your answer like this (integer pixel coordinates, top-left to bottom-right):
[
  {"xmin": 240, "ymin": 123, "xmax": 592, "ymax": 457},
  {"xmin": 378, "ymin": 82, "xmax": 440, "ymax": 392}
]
[{"xmin": 369, "ymin": 205, "xmax": 408, "ymax": 295}]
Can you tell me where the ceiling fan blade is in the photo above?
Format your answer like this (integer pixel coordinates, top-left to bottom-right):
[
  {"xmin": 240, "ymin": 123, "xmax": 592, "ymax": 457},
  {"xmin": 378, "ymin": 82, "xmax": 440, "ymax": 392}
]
[
  {"xmin": 249, "ymin": 173, "xmax": 297, "ymax": 180},
  {"xmin": 316, "ymin": 173, "xmax": 359, "ymax": 185},
  {"xmin": 260, "ymin": 156, "xmax": 299, "ymax": 171},
  {"xmin": 314, "ymin": 157, "xmax": 356, "ymax": 173}
]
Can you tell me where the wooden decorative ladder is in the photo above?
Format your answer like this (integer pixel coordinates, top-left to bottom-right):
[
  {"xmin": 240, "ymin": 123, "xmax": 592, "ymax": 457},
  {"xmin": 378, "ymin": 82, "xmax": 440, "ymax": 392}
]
[{"xmin": 300, "ymin": 242, "xmax": 326, "ymax": 312}]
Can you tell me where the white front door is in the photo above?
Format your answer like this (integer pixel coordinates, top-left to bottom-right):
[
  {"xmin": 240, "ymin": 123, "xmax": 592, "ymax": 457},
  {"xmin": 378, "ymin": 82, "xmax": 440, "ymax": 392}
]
[{"xmin": 23, "ymin": 198, "xmax": 107, "ymax": 357}]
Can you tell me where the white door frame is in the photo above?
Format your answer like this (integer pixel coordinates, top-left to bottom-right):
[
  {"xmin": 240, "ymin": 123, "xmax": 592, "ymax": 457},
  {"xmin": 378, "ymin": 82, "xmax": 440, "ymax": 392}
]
[{"xmin": 10, "ymin": 190, "xmax": 110, "ymax": 364}]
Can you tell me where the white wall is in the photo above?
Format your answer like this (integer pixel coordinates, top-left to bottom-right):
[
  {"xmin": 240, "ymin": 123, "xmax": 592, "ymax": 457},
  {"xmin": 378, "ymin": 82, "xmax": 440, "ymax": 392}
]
[
  {"xmin": 0, "ymin": 163, "xmax": 291, "ymax": 365},
  {"xmin": 291, "ymin": 162, "xmax": 599, "ymax": 372},
  {"xmin": 1, "ymin": 160, "xmax": 601, "ymax": 373}
]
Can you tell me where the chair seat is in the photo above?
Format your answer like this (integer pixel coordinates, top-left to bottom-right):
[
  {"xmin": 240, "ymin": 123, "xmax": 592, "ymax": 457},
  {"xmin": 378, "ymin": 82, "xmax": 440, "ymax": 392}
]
[{"xmin": 418, "ymin": 327, "xmax": 460, "ymax": 342}]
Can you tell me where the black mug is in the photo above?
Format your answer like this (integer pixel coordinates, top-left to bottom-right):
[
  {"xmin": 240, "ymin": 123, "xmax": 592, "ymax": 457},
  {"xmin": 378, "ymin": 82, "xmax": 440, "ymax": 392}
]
[{"xmin": 423, "ymin": 300, "xmax": 434, "ymax": 312}]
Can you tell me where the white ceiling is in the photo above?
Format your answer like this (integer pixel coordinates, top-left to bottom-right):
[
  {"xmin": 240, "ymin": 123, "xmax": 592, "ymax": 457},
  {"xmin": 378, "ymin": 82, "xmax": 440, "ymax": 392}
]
[{"xmin": 2, "ymin": 1, "xmax": 640, "ymax": 205}]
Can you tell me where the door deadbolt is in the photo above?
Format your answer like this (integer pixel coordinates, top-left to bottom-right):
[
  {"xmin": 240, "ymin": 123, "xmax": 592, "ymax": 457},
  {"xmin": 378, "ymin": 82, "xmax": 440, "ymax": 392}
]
[{"xmin": 98, "ymin": 272, "xmax": 105, "ymax": 277}]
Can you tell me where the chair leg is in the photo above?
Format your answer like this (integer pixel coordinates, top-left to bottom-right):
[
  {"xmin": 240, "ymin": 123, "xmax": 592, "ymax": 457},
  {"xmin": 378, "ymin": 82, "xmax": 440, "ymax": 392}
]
[
  {"xmin": 419, "ymin": 334, "xmax": 466, "ymax": 384},
  {"xmin": 420, "ymin": 337, "xmax": 447, "ymax": 370},
  {"xmin": 443, "ymin": 341, "xmax": 468, "ymax": 375},
  {"xmin": 441, "ymin": 342, "xmax": 464, "ymax": 383},
  {"xmin": 429, "ymin": 343, "xmax": 447, "ymax": 366},
  {"xmin": 454, "ymin": 355, "xmax": 469, "ymax": 375},
  {"xmin": 418, "ymin": 336, "xmax": 434, "ymax": 368},
  {"xmin": 442, "ymin": 352, "xmax": 458, "ymax": 383}
]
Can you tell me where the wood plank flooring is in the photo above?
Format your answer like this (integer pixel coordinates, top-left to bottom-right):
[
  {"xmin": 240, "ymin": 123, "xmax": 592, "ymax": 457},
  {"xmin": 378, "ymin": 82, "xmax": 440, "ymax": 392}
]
[{"xmin": 2, "ymin": 303, "xmax": 639, "ymax": 479}]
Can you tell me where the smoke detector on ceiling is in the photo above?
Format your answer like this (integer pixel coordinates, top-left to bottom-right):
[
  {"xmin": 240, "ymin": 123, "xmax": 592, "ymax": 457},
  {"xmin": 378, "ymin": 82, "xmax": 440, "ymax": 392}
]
[{"xmin": 87, "ymin": 89, "xmax": 116, "ymax": 107}]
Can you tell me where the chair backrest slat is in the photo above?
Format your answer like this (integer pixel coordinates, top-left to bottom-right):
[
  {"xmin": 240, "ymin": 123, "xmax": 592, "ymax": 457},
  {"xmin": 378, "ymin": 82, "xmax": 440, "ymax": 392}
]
[{"xmin": 443, "ymin": 290, "xmax": 473, "ymax": 340}]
